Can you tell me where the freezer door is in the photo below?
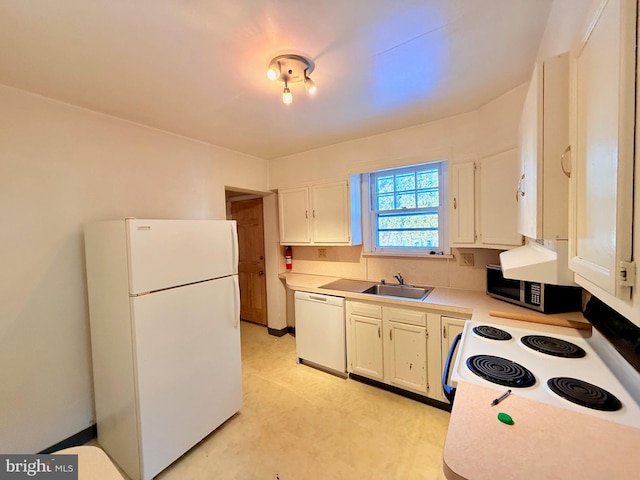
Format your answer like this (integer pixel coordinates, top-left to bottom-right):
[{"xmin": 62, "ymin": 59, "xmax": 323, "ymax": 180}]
[
  {"xmin": 126, "ymin": 219, "xmax": 238, "ymax": 294},
  {"xmin": 131, "ymin": 275, "xmax": 242, "ymax": 479}
]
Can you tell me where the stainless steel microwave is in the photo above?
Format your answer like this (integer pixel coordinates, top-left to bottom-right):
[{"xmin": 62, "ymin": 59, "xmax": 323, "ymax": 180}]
[{"xmin": 486, "ymin": 265, "xmax": 582, "ymax": 314}]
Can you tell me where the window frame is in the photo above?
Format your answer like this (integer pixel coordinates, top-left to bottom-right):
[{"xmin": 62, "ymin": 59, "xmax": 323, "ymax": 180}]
[{"xmin": 362, "ymin": 160, "xmax": 450, "ymax": 256}]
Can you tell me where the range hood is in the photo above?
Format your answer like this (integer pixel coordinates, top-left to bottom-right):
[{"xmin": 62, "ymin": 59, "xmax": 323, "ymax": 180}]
[{"xmin": 499, "ymin": 240, "xmax": 575, "ymax": 286}]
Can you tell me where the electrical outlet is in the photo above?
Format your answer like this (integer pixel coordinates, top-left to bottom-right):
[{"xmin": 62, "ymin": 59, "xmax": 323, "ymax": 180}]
[
  {"xmin": 460, "ymin": 253, "xmax": 474, "ymax": 266},
  {"xmin": 318, "ymin": 248, "xmax": 327, "ymax": 258}
]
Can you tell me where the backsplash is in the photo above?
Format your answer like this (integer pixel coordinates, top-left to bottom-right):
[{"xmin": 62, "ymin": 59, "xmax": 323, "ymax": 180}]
[{"xmin": 287, "ymin": 245, "xmax": 501, "ymax": 292}]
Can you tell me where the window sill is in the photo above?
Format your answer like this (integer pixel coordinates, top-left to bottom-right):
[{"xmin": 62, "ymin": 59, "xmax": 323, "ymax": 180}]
[{"xmin": 362, "ymin": 251, "xmax": 453, "ymax": 259}]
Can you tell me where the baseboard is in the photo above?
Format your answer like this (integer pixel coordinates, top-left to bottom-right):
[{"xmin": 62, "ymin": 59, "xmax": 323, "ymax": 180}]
[
  {"xmin": 349, "ymin": 373, "xmax": 452, "ymax": 412},
  {"xmin": 268, "ymin": 326, "xmax": 295, "ymax": 337},
  {"xmin": 38, "ymin": 424, "xmax": 97, "ymax": 454}
]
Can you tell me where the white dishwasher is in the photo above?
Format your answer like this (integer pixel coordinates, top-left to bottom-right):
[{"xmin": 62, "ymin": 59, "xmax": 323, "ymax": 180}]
[{"xmin": 294, "ymin": 291, "xmax": 346, "ymax": 376}]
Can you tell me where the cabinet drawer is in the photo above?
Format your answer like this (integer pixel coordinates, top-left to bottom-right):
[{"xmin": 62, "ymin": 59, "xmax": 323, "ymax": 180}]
[
  {"xmin": 384, "ymin": 307, "xmax": 426, "ymax": 326},
  {"xmin": 348, "ymin": 301, "xmax": 382, "ymax": 319}
]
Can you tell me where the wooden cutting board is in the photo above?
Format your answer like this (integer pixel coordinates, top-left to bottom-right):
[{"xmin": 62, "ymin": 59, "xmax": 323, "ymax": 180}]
[{"xmin": 489, "ymin": 310, "xmax": 592, "ymax": 331}]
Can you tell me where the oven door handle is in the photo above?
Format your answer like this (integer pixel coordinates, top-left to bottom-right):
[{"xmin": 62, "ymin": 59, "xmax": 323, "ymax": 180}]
[{"xmin": 442, "ymin": 332, "xmax": 463, "ymax": 404}]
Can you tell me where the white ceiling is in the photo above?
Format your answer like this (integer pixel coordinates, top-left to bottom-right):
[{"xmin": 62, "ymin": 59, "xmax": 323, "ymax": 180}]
[{"xmin": 0, "ymin": 0, "xmax": 552, "ymax": 159}]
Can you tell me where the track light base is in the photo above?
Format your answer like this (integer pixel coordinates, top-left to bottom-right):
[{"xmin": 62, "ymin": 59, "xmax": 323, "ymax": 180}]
[{"xmin": 268, "ymin": 54, "xmax": 315, "ymax": 85}]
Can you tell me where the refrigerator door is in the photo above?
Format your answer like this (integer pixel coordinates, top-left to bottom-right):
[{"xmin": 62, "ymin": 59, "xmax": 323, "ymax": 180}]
[
  {"xmin": 131, "ymin": 275, "xmax": 242, "ymax": 479},
  {"xmin": 126, "ymin": 219, "xmax": 238, "ymax": 295}
]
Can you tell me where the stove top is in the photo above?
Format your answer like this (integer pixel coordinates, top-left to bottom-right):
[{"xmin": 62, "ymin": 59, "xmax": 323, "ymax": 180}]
[{"xmin": 451, "ymin": 320, "xmax": 640, "ymax": 428}]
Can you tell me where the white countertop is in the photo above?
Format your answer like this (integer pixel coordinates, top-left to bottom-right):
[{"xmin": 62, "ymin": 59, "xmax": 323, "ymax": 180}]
[
  {"xmin": 443, "ymin": 381, "xmax": 640, "ymax": 480},
  {"xmin": 279, "ymin": 272, "xmax": 588, "ymax": 326}
]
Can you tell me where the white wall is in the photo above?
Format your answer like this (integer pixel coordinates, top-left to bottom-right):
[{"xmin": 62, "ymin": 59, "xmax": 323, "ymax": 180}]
[
  {"xmin": 0, "ymin": 84, "xmax": 268, "ymax": 453},
  {"xmin": 268, "ymin": 85, "xmax": 527, "ymax": 302},
  {"xmin": 537, "ymin": 0, "xmax": 596, "ymax": 60},
  {"xmin": 270, "ymin": 110, "xmax": 479, "ymax": 189}
]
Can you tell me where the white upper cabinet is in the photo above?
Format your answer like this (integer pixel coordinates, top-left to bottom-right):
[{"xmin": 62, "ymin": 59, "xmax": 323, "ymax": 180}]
[
  {"xmin": 278, "ymin": 186, "xmax": 310, "ymax": 244},
  {"xmin": 310, "ymin": 181, "xmax": 350, "ymax": 243},
  {"xmin": 449, "ymin": 162, "xmax": 476, "ymax": 245},
  {"xmin": 278, "ymin": 177, "xmax": 362, "ymax": 246},
  {"xmin": 479, "ymin": 149, "xmax": 523, "ymax": 247},
  {"xmin": 569, "ymin": 0, "xmax": 636, "ymax": 301},
  {"xmin": 518, "ymin": 52, "xmax": 570, "ymax": 240},
  {"xmin": 450, "ymin": 157, "xmax": 522, "ymax": 249}
]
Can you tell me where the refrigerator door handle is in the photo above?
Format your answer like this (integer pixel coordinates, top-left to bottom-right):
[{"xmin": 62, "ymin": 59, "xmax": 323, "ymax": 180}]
[
  {"xmin": 230, "ymin": 222, "xmax": 239, "ymax": 274},
  {"xmin": 232, "ymin": 276, "xmax": 240, "ymax": 328}
]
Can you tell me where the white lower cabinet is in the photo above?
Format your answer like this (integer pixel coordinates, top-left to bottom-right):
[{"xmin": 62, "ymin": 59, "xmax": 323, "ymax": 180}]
[
  {"xmin": 346, "ymin": 301, "xmax": 384, "ymax": 381},
  {"xmin": 346, "ymin": 300, "xmax": 462, "ymax": 402},
  {"xmin": 384, "ymin": 307, "xmax": 428, "ymax": 395},
  {"xmin": 350, "ymin": 314, "xmax": 384, "ymax": 381}
]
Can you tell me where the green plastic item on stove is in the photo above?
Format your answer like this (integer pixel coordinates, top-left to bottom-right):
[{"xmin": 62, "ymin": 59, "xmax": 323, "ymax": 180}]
[{"xmin": 497, "ymin": 412, "xmax": 514, "ymax": 425}]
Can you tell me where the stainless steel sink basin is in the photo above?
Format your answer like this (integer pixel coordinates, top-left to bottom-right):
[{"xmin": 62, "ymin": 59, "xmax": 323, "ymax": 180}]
[{"xmin": 362, "ymin": 284, "xmax": 432, "ymax": 300}]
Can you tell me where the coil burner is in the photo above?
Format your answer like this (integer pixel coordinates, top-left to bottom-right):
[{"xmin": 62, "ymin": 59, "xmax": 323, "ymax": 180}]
[
  {"xmin": 472, "ymin": 325, "xmax": 512, "ymax": 341},
  {"xmin": 466, "ymin": 354, "xmax": 536, "ymax": 388},
  {"xmin": 547, "ymin": 377, "xmax": 622, "ymax": 411},
  {"xmin": 521, "ymin": 335, "xmax": 586, "ymax": 358}
]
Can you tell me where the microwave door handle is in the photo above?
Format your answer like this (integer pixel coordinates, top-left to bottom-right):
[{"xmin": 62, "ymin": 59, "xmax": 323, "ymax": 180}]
[{"xmin": 442, "ymin": 333, "xmax": 463, "ymax": 404}]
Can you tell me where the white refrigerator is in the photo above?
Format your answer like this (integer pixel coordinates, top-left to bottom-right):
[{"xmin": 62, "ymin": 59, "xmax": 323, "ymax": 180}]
[{"xmin": 84, "ymin": 219, "xmax": 242, "ymax": 480}]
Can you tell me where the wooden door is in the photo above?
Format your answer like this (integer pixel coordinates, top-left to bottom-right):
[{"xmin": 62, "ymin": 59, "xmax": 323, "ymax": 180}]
[{"xmin": 231, "ymin": 198, "xmax": 267, "ymax": 325}]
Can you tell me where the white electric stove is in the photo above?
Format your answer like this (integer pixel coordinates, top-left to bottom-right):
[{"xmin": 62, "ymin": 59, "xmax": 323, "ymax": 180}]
[{"xmin": 447, "ymin": 320, "xmax": 640, "ymax": 428}]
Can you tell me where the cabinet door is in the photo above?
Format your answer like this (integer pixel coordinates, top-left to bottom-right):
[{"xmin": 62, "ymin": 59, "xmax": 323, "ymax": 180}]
[
  {"xmin": 350, "ymin": 314, "xmax": 384, "ymax": 381},
  {"xmin": 450, "ymin": 162, "xmax": 476, "ymax": 244},
  {"xmin": 569, "ymin": 0, "xmax": 635, "ymax": 300},
  {"xmin": 518, "ymin": 62, "xmax": 543, "ymax": 239},
  {"xmin": 440, "ymin": 317, "xmax": 465, "ymax": 403},
  {"xmin": 480, "ymin": 150, "xmax": 523, "ymax": 246},
  {"xmin": 385, "ymin": 321, "xmax": 427, "ymax": 394},
  {"xmin": 278, "ymin": 187, "xmax": 310, "ymax": 244},
  {"xmin": 310, "ymin": 181, "xmax": 350, "ymax": 243},
  {"xmin": 518, "ymin": 53, "xmax": 570, "ymax": 240}
]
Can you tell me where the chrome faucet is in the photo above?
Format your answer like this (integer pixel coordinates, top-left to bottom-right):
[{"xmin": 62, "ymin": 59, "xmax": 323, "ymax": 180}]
[{"xmin": 394, "ymin": 273, "xmax": 404, "ymax": 285}]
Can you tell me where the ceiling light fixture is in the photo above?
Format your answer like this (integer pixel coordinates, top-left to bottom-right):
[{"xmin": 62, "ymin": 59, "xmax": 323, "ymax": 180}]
[
  {"xmin": 267, "ymin": 54, "xmax": 316, "ymax": 104},
  {"xmin": 304, "ymin": 68, "xmax": 317, "ymax": 95},
  {"xmin": 282, "ymin": 80, "xmax": 292, "ymax": 105}
]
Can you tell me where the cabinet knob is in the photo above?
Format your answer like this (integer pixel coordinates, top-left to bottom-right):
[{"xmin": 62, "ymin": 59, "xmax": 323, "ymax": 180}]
[
  {"xmin": 453, "ymin": 197, "xmax": 457, "ymax": 210},
  {"xmin": 378, "ymin": 326, "xmax": 381, "ymax": 338}
]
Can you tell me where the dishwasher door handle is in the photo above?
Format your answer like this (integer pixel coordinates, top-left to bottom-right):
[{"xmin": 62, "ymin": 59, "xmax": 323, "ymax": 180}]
[{"xmin": 307, "ymin": 295, "xmax": 329, "ymax": 302}]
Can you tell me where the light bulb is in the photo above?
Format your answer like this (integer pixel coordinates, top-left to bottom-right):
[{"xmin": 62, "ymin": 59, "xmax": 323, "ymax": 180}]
[
  {"xmin": 267, "ymin": 62, "xmax": 280, "ymax": 81},
  {"xmin": 304, "ymin": 76, "xmax": 317, "ymax": 95},
  {"xmin": 282, "ymin": 86, "xmax": 293, "ymax": 104}
]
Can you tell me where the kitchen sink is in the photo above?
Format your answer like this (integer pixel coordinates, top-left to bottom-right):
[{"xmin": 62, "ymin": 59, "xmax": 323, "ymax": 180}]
[{"xmin": 362, "ymin": 283, "xmax": 432, "ymax": 300}]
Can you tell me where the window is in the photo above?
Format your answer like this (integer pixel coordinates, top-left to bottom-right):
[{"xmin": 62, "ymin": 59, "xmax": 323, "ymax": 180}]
[{"xmin": 364, "ymin": 161, "xmax": 448, "ymax": 255}]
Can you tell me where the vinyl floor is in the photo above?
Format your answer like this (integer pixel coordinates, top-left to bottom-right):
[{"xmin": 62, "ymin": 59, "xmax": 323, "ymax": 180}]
[{"xmin": 101, "ymin": 321, "xmax": 451, "ymax": 479}]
